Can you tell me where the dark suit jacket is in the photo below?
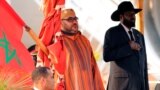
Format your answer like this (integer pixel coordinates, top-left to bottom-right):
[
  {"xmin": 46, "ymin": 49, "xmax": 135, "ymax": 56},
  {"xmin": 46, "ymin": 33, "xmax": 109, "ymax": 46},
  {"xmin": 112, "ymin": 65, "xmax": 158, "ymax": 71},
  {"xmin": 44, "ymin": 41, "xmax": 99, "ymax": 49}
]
[{"xmin": 103, "ymin": 24, "xmax": 149, "ymax": 90}]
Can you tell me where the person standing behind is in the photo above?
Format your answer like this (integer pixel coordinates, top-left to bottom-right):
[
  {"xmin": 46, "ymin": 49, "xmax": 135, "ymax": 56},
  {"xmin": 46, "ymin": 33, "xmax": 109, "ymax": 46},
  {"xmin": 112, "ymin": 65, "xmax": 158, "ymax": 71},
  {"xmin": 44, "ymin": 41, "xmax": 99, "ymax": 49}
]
[
  {"xmin": 103, "ymin": 1, "xmax": 149, "ymax": 90},
  {"xmin": 28, "ymin": 44, "xmax": 37, "ymax": 67},
  {"xmin": 48, "ymin": 8, "xmax": 104, "ymax": 90},
  {"xmin": 31, "ymin": 67, "xmax": 55, "ymax": 90}
]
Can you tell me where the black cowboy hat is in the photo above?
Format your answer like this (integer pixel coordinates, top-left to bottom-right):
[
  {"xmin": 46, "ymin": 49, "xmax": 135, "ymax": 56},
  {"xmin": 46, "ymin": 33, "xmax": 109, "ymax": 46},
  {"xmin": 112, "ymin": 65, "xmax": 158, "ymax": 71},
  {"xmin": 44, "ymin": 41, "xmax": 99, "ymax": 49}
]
[{"xmin": 111, "ymin": 1, "xmax": 142, "ymax": 21}]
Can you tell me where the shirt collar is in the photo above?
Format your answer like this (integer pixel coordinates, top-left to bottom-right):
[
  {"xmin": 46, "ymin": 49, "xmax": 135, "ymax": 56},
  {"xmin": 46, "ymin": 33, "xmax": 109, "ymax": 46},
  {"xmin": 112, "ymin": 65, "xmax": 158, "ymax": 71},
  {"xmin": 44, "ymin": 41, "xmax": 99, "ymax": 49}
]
[
  {"xmin": 62, "ymin": 31, "xmax": 81, "ymax": 40},
  {"xmin": 120, "ymin": 23, "xmax": 135, "ymax": 40},
  {"xmin": 121, "ymin": 23, "xmax": 130, "ymax": 32}
]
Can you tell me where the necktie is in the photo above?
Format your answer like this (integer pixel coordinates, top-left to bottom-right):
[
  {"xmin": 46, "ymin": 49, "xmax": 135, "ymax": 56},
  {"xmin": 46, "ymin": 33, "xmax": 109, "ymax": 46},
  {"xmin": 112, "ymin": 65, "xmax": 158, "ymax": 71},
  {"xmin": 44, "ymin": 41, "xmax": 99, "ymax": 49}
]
[{"xmin": 128, "ymin": 31, "xmax": 134, "ymax": 41}]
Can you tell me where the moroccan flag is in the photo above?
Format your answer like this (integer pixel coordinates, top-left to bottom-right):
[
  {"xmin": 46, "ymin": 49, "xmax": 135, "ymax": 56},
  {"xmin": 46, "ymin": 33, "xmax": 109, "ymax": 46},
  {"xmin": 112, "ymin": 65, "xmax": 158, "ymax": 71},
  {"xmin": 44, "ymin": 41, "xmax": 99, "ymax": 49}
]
[{"xmin": 0, "ymin": 0, "xmax": 34, "ymax": 72}]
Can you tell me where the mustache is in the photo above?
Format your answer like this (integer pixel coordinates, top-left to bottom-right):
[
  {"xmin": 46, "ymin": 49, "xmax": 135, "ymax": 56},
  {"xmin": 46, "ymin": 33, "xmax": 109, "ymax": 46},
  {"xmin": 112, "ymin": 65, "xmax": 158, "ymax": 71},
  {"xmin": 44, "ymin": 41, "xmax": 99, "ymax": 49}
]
[{"xmin": 72, "ymin": 24, "xmax": 78, "ymax": 27}]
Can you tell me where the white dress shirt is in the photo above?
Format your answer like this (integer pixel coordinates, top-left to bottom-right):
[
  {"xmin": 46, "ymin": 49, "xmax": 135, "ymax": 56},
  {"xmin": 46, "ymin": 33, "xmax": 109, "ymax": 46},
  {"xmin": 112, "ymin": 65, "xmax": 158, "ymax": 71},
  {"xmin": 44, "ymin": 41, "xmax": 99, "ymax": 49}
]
[{"xmin": 121, "ymin": 23, "xmax": 135, "ymax": 41}]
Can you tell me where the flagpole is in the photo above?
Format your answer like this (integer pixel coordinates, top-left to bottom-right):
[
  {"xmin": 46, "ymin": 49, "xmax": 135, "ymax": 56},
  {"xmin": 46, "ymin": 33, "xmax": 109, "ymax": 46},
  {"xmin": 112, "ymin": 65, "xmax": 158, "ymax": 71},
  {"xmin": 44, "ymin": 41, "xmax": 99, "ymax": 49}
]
[
  {"xmin": 24, "ymin": 25, "xmax": 58, "ymax": 64},
  {"xmin": 25, "ymin": 25, "xmax": 48, "ymax": 55}
]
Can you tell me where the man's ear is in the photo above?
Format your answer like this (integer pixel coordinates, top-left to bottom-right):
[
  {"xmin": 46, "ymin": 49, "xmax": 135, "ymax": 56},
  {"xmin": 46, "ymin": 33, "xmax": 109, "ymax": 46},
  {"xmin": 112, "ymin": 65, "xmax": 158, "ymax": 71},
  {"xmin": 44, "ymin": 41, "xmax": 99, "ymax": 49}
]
[{"xmin": 120, "ymin": 14, "xmax": 123, "ymax": 20}]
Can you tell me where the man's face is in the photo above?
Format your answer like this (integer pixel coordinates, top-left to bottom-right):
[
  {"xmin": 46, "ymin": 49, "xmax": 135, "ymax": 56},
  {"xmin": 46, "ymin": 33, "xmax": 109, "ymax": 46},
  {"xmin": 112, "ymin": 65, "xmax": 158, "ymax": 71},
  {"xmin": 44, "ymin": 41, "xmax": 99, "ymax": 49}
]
[
  {"xmin": 44, "ymin": 70, "xmax": 55, "ymax": 90},
  {"xmin": 61, "ymin": 16, "xmax": 79, "ymax": 33},
  {"xmin": 122, "ymin": 11, "xmax": 136, "ymax": 28}
]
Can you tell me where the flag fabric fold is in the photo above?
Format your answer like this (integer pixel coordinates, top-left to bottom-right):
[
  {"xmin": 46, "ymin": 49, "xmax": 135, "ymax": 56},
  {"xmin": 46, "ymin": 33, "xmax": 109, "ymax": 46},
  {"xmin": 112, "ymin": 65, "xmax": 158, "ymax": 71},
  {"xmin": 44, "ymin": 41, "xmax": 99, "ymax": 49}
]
[{"xmin": 37, "ymin": 0, "xmax": 65, "ymax": 68}]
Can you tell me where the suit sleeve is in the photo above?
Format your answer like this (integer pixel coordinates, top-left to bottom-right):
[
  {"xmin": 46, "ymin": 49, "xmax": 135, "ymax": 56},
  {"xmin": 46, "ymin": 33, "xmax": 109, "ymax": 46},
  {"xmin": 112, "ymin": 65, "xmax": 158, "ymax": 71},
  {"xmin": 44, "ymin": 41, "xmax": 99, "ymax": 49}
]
[{"xmin": 103, "ymin": 29, "xmax": 133, "ymax": 62}]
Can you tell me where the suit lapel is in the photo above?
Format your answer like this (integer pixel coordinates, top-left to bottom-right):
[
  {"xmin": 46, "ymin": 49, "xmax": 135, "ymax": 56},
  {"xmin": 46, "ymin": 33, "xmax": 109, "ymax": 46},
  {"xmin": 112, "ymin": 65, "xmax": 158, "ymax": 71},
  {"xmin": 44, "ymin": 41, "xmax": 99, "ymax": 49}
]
[
  {"xmin": 132, "ymin": 29, "xmax": 140, "ymax": 43},
  {"xmin": 118, "ymin": 24, "xmax": 130, "ymax": 42}
]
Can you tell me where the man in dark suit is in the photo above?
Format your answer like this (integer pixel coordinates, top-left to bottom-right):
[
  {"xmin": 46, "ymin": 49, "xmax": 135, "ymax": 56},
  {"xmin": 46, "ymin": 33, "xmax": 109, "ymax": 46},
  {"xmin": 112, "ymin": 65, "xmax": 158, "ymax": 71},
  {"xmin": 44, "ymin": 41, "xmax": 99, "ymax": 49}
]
[{"xmin": 103, "ymin": 1, "xmax": 149, "ymax": 90}]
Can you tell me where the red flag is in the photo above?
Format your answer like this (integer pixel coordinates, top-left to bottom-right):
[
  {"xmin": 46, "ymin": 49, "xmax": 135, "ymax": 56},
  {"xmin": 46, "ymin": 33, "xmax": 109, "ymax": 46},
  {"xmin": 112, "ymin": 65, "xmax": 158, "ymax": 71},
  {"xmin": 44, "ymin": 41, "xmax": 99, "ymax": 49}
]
[
  {"xmin": 38, "ymin": 0, "xmax": 65, "ymax": 67},
  {"xmin": 0, "ymin": 0, "xmax": 34, "ymax": 72}
]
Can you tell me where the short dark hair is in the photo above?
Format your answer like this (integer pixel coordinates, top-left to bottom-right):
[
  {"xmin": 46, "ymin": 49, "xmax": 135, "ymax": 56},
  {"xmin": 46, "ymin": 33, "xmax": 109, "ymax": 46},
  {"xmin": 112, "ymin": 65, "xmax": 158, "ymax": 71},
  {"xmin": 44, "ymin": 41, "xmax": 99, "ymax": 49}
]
[
  {"xmin": 31, "ymin": 67, "xmax": 50, "ymax": 83},
  {"xmin": 28, "ymin": 44, "xmax": 36, "ymax": 52}
]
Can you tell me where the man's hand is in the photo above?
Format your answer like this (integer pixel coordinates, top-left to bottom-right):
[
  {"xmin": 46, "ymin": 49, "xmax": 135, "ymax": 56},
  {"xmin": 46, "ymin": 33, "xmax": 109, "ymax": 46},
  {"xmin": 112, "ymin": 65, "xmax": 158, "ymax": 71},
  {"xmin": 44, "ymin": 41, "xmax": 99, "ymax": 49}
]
[
  {"xmin": 24, "ymin": 25, "xmax": 31, "ymax": 31},
  {"xmin": 129, "ymin": 41, "xmax": 141, "ymax": 51}
]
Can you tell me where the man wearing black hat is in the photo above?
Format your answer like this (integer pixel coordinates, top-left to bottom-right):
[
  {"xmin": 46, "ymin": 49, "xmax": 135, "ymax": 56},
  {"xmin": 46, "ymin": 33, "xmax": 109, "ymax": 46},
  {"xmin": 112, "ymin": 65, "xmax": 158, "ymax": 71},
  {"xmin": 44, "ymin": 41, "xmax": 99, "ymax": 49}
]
[{"xmin": 103, "ymin": 1, "xmax": 149, "ymax": 90}]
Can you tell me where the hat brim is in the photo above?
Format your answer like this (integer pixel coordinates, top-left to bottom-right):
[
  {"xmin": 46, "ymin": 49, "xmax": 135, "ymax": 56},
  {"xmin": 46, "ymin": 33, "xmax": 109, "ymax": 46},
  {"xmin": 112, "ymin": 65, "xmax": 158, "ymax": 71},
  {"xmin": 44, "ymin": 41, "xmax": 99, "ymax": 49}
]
[{"xmin": 111, "ymin": 9, "xmax": 142, "ymax": 21}]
